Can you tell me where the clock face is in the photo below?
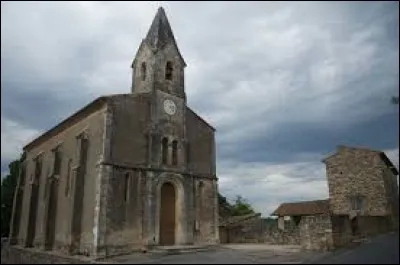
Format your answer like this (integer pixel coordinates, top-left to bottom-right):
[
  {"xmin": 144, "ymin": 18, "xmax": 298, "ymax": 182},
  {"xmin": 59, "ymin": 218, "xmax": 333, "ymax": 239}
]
[{"xmin": 163, "ymin": 99, "xmax": 176, "ymax": 115}]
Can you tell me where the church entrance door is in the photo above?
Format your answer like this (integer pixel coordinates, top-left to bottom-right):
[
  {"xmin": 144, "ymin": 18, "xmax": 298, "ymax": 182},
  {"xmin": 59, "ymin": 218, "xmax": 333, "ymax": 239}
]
[{"xmin": 159, "ymin": 182, "xmax": 176, "ymax": 245}]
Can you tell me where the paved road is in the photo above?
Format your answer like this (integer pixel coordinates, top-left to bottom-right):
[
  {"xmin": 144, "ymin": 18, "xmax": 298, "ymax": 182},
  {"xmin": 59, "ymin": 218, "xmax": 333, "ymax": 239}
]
[
  {"xmin": 308, "ymin": 232, "xmax": 399, "ymax": 264},
  {"xmin": 108, "ymin": 245, "xmax": 319, "ymax": 264},
  {"xmin": 106, "ymin": 233, "xmax": 399, "ymax": 264}
]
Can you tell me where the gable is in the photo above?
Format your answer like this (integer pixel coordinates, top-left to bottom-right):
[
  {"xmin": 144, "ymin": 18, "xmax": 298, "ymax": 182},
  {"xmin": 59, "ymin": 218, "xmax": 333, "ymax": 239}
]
[
  {"xmin": 186, "ymin": 107, "xmax": 215, "ymax": 132},
  {"xmin": 23, "ymin": 97, "xmax": 108, "ymax": 151}
]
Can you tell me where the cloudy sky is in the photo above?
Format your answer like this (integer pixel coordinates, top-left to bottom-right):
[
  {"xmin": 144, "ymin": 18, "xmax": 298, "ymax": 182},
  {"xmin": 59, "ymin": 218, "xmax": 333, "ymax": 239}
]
[{"xmin": 1, "ymin": 1, "xmax": 399, "ymax": 216}]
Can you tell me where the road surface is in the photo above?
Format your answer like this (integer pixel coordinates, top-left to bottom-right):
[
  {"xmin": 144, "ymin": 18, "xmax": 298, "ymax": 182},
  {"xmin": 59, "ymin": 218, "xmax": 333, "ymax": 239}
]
[{"xmin": 308, "ymin": 232, "xmax": 399, "ymax": 264}]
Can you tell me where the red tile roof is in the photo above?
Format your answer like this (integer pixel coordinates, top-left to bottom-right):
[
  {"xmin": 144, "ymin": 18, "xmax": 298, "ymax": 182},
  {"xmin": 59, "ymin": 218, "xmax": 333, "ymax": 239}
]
[{"xmin": 272, "ymin": 199, "xmax": 330, "ymax": 216}]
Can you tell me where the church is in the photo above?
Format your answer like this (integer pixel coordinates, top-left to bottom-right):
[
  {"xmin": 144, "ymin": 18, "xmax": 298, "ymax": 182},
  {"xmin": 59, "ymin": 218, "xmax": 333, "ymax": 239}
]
[{"xmin": 9, "ymin": 7, "xmax": 219, "ymax": 257}]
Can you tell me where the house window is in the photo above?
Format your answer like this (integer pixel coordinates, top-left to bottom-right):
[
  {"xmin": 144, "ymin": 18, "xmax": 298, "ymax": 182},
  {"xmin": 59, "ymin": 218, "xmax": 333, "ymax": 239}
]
[
  {"xmin": 351, "ymin": 196, "xmax": 363, "ymax": 211},
  {"xmin": 162, "ymin": 137, "xmax": 168, "ymax": 164},
  {"xmin": 141, "ymin": 62, "xmax": 146, "ymax": 81},
  {"xmin": 165, "ymin": 61, "xmax": 173, "ymax": 80},
  {"xmin": 172, "ymin": 140, "xmax": 178, "ymax": 166}
]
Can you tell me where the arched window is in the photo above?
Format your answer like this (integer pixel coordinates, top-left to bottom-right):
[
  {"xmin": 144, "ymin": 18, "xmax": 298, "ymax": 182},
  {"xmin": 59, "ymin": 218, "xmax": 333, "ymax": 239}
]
[
  {"xmin": 165, "ymin": 61, "xmax": 173, "ymax": 80},
  {"xmin": 172, "ymin": 140, "xmax": 178, "ymax": 166},
  {"xmin": 162, "ymin": 137, "xmax": 168, "ymax": 164},
  {"xmin": 124, "ymin": 172, "xmax": 130, "ymax": 202},
  {"xmin": 141, "ymin": 62, "xmax": 147, "ymax": 81}
]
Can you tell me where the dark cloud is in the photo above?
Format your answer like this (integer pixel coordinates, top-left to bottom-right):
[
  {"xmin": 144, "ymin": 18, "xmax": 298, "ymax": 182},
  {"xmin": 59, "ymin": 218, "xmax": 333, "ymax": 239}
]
[
  {"xmin": 1, "ymin": 81, "xmax": 90, "ymax": 131},
  {"xmin": 1, "ymin": 1, "xmax": 398, "ymax": 215}
]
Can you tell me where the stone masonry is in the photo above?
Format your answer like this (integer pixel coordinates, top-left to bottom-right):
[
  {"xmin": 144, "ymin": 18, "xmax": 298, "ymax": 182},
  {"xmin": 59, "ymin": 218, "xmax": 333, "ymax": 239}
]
[
  {"xmin": 323, "ymin": 145, "xmax": 399, "ymax": 245},
  {"xmin": 270, "ymin": 145, "xmax": 399, "ymax": 251},
  {"xmin": 323, "ymin": 145, "xmax": 398, "ymax": 218},
  {"xmin": 8, "ymin": 7, "xmax": 219, "ymax": 259}
]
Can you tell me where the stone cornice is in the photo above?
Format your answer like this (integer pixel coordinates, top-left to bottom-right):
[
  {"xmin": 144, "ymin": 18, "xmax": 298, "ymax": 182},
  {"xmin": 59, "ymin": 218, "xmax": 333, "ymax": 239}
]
[{"xmin": 99, "ymin": 161, "xmax": 218, "ymax": 180}]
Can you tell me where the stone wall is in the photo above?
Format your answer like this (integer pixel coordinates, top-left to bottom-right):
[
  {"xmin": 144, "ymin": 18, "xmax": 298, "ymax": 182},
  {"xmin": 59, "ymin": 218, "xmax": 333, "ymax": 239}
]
[
  {"xmin": 1, "ymin": 245, "xmax": 102, "ymax": 264},
  {"xmin": 109, "ymin": 95, "xmax": 151, "ymax": 167},
  {"xmin": 15, "ymin": 102, "xmax": 107, "ymax": 255},
  {"xmin": 186, "ymin": 108, "xmax": 216, "ymax": 176},
  {"xmin": 263, "ymin": 221, "xmax": 300, "ymax": 245},
  {"xmin": 357, "ymin": 216, "xmax": 392, "ymax": 237},
  {"xmin": 299, "ymin": 214, "xmax": 333, "ymax": 251},
  {"xmin": 221, "ymin": 216, "xmax": 264, "ymax": 243},
  {"xmin": 330, "ymin": 215, "xmax": 353, "ymax": 248},
  {"xmin": 262, "ymin": 214, "xmax": 334, "ymax": 250}
]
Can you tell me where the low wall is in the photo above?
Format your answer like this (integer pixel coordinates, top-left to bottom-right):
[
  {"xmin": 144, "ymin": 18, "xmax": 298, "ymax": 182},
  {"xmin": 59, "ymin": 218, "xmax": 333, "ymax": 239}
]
[
  {"xmin": 219, "ymin": 215, "xmax": 265, "ymax": 243},
  {"xmin": 263, "ymin": 224, "xmax": 300, "ymax": 245}
]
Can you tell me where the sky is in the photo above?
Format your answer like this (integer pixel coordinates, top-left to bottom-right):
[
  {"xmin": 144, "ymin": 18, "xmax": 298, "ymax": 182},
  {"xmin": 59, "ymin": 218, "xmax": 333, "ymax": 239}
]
[{"xmin": 1, "ymin": 1, "xmax": 399, "ymax": 217}]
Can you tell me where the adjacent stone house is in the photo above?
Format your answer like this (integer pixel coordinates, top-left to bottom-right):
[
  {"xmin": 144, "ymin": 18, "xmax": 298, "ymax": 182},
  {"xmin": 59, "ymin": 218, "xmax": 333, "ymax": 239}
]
[
  {"xmin": 323, "ymin": 145, "xmax": 399, "ymax": 238},
  {"xmin": 271, "ymin": 199, "xmax": 333, "ymax": 250},
  {"xmin": 8, "ymin": 7, "xmax": 219, "ymax": 258},
  {"xmin": 272, "ymin": 145, "xmax": 399, "ymax": 250}
]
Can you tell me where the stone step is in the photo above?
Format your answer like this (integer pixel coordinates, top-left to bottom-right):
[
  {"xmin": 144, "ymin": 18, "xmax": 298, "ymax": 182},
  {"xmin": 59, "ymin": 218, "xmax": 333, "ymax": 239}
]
[{"xmin": 148, "ymin": 245, "xmax": 216, "ymax": 255}]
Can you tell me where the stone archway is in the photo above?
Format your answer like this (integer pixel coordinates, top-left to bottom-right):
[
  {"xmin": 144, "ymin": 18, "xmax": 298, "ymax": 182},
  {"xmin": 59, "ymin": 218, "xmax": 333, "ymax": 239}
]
[
  {"xmin": 159, "ymin": 182, "xmax": 176, "ymax": 245},
  {"xmin": 155, "ymin": 174, "xmax": 186, "ymax": 246}
]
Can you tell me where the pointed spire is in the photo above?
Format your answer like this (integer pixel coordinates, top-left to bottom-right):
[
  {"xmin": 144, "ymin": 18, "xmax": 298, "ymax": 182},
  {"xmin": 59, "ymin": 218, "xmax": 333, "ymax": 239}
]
[{"xmin": 145, "ymin": 7, "xmax": 177, "ymax": 50}]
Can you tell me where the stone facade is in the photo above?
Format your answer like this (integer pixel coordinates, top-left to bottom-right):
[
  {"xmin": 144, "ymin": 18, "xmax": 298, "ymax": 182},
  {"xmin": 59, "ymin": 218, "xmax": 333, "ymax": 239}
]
[
  {"xmin": 9, "ymin": 7, "xmax": 219, "ymax": 259},
  {"xmin": 324, "ymin": 146, "xmax": 398, "ymax": 217}
]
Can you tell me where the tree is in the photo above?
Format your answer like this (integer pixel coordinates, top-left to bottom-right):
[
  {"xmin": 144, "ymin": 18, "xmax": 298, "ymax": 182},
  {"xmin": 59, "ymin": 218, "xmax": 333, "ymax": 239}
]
[
  {"xmin": 230, "ymin": 195, "xmax": 255, "ymax": 216},
  {"xmin": 1, "ymin": 153, "xmax": 25, "ymax": 237}
]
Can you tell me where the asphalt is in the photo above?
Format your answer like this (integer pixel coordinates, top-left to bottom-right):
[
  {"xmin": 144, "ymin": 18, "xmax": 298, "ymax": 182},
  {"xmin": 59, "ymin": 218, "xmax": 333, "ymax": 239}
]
[
  {"xmin": 107, "ymin": 245, "xmax": 318, "ymax": 264},
  {"xmin": 308, "ymin": 232, "xmax": 399, "ymax": 264},
  {"xmin": 105, "ymin": 232, "xmax": 399, "ymax": 264}
]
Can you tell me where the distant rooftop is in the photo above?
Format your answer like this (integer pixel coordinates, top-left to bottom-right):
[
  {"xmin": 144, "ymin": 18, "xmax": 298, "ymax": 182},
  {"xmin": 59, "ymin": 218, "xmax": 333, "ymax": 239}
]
[{"xmin": 272, "ymin": 199, "xmax": 330, "ymax": 217}]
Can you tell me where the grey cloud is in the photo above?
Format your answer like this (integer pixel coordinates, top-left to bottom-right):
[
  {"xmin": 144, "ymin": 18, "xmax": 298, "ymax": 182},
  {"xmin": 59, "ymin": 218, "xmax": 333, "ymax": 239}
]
[{"xmin": 1, "ymin": 2, "xmax": 398, "ymax": 215}]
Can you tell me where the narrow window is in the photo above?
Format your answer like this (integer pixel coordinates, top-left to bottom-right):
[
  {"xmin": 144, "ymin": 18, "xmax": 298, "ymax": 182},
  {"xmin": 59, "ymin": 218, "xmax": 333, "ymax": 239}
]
[
  {"xmin": 165, "ymin": 61, "xmax": 173, "ymax": 80},
  {"xmin": 141, "ymin": 62, "xmax": 146, "ymax": 81},
  {"xmin": 53, "ymin": 147, "xmax": 62, "ymax": 176},
  {"xmin": 172, "ymin": 140, "xmax": 178, "ymax": 166},
  {"xmin": 162, "ymin": 137, "xmax": 168, "ymax": 164},
  {"xmin": 35, "ymin": 157, "xmax": 43, "ymax": 185},
  {"xmin": 124, "ymin": 173, "xmax": 130, "ymax": 202},
  {"xmin": 19, "ymin": 164, "xmax": 26, "ymax": 188},
  {"xmin": 65, "ymin": 159, "xmax": 72, "ymax": 196}
]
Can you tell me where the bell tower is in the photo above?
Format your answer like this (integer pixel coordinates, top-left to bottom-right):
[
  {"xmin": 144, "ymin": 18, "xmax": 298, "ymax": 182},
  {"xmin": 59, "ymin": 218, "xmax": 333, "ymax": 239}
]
[
  {"xmin": 131, "ymin": 7, "xmax": 186, "ymax": 99},
  {"xmin": 131, "ymin": 7, "xmax": 188, "ymax": 170}
]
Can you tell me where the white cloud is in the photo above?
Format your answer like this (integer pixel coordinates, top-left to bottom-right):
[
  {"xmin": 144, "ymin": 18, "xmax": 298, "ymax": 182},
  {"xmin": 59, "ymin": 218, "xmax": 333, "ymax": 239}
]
[
  {"xmin": 1, "ymin": 117, "xmax": 41, "ymax": 162},
  {"xmin": 218, "ymin": 160, "xmax": 329, "ymax": 216},
  {"xmin": 384, "ymin": 148, "xmax": 400, "ymax": 169}
]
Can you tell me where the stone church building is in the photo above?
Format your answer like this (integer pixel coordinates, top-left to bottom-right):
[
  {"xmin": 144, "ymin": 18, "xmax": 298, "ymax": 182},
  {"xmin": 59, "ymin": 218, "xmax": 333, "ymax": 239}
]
[{"xmin": 9, "ymin": 7, "xmax": 219, "ymax": 257}]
